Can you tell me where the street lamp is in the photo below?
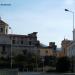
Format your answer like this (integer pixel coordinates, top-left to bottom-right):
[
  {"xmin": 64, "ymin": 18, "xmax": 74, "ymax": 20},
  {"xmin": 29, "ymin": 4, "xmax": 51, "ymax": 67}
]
[
  {"xmin": 42, "ymin": 57, "xmax": 44, "ymax": 72},
  {"xmin": 65, "ymin": 9, "xmax": 74, "ymax": 31},
  {"xmin": 10, "ymin": 36, "xmax": 12, "ymax": 69},
  {"xmin": 65, "ymin": 9, "xmax": 74, "ymax": 72},
  {"xmin": 9, "ymin": 27, "xmax": 12, "ymax": 69}
]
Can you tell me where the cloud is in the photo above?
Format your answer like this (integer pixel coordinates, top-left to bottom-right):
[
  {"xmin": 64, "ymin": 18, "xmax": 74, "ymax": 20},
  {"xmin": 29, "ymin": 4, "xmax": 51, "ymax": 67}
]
[{"xmin": 65, "ymin": 0, "xmax": 75, "ymax": 5}]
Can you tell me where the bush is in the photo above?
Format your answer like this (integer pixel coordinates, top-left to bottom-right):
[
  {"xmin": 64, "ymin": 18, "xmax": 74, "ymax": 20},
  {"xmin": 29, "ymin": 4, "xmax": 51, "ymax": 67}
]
[{"xmin": 56, "ymin": 57, "xmax": 71, "ymax": 73}]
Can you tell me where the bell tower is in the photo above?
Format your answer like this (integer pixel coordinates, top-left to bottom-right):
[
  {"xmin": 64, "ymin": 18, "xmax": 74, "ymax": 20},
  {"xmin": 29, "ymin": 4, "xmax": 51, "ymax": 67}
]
[{"xmin": 0, "ymin": 18, "xmax": 8, "ymax": 35}]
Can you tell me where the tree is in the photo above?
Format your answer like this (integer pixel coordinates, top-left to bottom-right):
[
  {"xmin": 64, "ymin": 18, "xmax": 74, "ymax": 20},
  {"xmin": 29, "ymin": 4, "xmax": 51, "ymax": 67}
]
[
  {"xmin": 13, "ymin": 54, "xmax": 26, "ymax": 71},
  {"xmin": 56, "ymin": 57, "xmax": 71, "ymax": 73},
  {"xmin": 44, "ymin": 56, "xmax": 57, "ymax": 67},
  {"xmin": 0, "ymin": 56, "xmax": 10, "ymax": 68}
]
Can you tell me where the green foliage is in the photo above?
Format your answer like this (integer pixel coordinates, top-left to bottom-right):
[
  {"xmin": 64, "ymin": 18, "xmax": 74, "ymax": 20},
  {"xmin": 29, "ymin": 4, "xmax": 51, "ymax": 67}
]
[
  {"xmin": 44, "ymin": 56, "xmax": 57, "ymax": 67},
  {"xmin": 13, "ymin": 52, "xmax": 41, "ymax": 71}
]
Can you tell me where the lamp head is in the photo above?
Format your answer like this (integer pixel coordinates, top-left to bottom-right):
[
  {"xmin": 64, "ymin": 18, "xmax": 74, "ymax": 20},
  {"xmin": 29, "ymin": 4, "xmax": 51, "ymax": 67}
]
[{"xmin": 65, "ymin": 9, "xmax": 69, "ymax": 11}]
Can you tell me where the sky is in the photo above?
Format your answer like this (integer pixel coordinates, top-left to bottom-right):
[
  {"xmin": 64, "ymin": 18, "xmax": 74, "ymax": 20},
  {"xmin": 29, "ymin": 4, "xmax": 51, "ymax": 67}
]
[{"xmin": 0, "ymin": 0, "xmax": 75, "ymax": 47}]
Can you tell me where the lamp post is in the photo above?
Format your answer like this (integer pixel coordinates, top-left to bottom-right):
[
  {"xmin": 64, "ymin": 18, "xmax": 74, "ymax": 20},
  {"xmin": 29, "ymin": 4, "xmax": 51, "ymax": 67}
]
[
  {"xmin": 10, "ymin": 36, "xmax": 12, "ymax": 69},
  {"xmin": 42, "ymin": 57, "xmax": 44, "ymax": 72},
  {"xmin": 65, "ymin": 9, "xmax": 74, "ymax": 39},
  {"xmin": 9, "ymin": 27, "xmax": 12, "ymax": 69},
  {"xmin": 65, "ymin": 9, "xmax": 74, "ymax": 72}
]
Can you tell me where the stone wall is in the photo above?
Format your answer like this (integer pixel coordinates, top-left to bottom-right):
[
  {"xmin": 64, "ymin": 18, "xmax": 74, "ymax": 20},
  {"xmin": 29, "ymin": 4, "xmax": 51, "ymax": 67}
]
[{"xmin": 0, "ymin": 69, "xmax": 18, "ymax": 75}]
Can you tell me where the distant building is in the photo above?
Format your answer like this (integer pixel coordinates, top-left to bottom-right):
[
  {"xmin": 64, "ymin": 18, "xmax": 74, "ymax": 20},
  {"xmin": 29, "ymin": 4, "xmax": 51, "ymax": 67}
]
[
  {"xmin": 66, "ymin": 29, "xmax": 75, "ymax": 57},
  {"xmin": 0, "ymin": 18, "xmax": 58, "ymax": 61},
  {"xmin": 65, "ymin": 29, "xmax": 75, "ymax": 72},
  {"xmin": 0, "ymin": 19, "xmax": 40, "ymax": 58},
  {"xmin": 39, "ymin": 46, "xmax": 53, "ymax": 57},
  {"xmin": 49, "ymin": 42, "xmax": 57, "ymax": 56},
  {"xmin": 67, "ymin": 41, "xmax": 75, "ymax": 57},
  {"xmin": 55, "ymin": 38, "xmax": 72, "ymax": 58},
  {"xmin": 0, "ymin": 20, "xmax": 8, "ymax": 35},
  {"xmin": 39, "ymin": 42, "xmax": 57, "ymax": 58},
  {"xmin": 56, "ymin": 50, "xmax": 66, "ymax": 58},
  {"xmin": 61, "ymin": 39, "xmax": 72, "ymax": 57}
]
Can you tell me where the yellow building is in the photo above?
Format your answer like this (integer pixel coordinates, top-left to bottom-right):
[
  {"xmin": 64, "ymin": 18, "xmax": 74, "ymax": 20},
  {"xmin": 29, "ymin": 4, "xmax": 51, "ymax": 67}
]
[
  {"xmin": 56, "ymin": 50, "xmax": 65, "ymax": 58},
  {"xmin": 39, "ymin": 42, "xmax": 57, "ymax": 57},
  {"xmin": 39, "ymin": 47, "xmax": 53, "ymax": 57}
]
